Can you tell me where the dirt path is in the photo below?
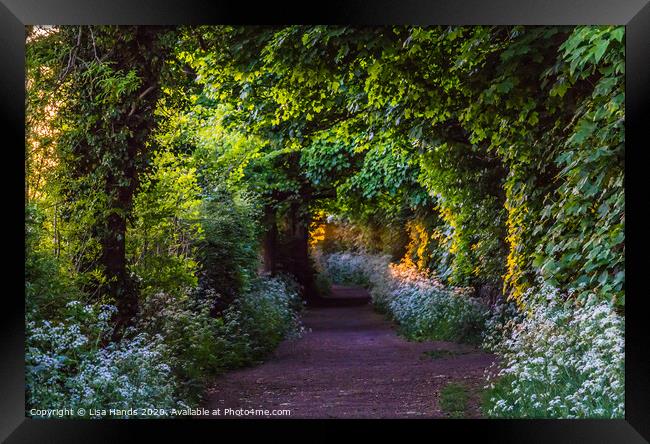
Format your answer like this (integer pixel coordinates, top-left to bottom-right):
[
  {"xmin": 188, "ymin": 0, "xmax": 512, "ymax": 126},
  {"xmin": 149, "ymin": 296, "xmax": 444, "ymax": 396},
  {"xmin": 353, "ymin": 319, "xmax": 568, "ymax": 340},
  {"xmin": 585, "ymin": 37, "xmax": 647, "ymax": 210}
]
[{"xmin": 201, "ymin": 286, "xmax": 496, "ymax": 418}]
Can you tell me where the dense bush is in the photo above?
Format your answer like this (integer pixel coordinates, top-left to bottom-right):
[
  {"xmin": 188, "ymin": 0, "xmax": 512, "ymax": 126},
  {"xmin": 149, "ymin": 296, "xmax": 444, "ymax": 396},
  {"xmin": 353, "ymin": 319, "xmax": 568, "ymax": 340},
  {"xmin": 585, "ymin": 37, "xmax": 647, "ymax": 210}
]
[
  {"xmin": 128, "ymin": 150, "xmax": 203, "ymax": 297},
  {"xmin": 482, "ymin": 284, "xmax": 624, "ymax": 418},
  {"xmin": 221, "ymin": 275, "xmax": 304, "ymax": 366},
  {"xmin": 320, "ymin": 251, "xmax": 381, "ymax": 288},
  {"xmin": 195, "ymin": 189, "xmax": 262, "ymax": 310},
  {"xmin": 137, "ymin": 289, "xmax": 229, "ymax": 400},
  {"xmin": 320, "ymin": 252, "xmax": 488, "ymax": 344},
  {"xmin": 25, "ymin": 204, "xmax": 78, "ymax": 320}
]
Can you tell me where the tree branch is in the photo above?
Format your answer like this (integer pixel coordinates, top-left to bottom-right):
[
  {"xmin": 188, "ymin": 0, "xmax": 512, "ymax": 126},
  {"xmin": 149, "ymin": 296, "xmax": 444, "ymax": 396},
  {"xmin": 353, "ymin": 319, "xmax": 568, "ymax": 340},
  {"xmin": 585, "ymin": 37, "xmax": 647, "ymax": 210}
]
[{"xmin": 127, "ymin": 85, "xmax": 157, "ymax": 117}]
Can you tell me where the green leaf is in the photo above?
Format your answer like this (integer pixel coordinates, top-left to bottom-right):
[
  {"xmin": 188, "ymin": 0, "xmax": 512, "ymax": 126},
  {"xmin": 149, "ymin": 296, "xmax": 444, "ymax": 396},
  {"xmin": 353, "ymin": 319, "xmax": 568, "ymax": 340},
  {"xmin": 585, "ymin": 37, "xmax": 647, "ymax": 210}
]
[
  {"xmin": 598, "ymin": 270, "xmax": 609, "ymax": 285},
  {"xmin": 593, "ymin": 39, "xmax": 610, "ymax": 64},
  {"xmin": 611, "ymin": 27, "xmax": 624, "ymax": 43}
]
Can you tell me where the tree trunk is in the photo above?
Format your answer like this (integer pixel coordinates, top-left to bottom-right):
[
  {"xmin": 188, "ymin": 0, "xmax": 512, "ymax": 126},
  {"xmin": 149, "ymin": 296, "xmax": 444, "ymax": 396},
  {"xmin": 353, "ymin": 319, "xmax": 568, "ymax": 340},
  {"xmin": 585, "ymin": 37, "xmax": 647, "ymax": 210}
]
[
  {"xmin": 262, "ymin": 206, "xmax": 278, "ymax": 274},
  {"xmin": 287, "ymin": 201, "xmax": 318, "ymax": 303},
  {"xmin": 104, "ymin": 169, "xmax": 138, "ymax": 337}
]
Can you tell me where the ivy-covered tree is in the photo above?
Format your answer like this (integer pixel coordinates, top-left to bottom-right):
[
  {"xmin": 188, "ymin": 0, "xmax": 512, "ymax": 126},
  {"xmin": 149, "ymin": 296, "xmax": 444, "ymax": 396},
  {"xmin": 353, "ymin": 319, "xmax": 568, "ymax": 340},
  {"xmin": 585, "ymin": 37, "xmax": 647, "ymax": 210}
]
[{"xmin": 28, "ymin": 26, "xmax": 175, "ymax": 332}]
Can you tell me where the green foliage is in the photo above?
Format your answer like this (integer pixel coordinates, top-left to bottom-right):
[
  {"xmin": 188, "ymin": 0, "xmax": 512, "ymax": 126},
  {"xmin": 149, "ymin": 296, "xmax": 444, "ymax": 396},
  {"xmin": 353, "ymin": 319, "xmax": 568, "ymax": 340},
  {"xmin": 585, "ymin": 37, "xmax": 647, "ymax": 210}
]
[
  {"xmin": 26, "ymin": 24, "xmax": 625, "ymax": 417},
  {"xmin": 67, "ymin": 24, "xmax": 623, "ymax": 310},
  {"xmin": 534, "ymin": 26, "xmax": 625, "ymax": 306},
  {"xmin": 26, "ymin": 26, "xmax": 175, "ymax": 323},
  {"xmin": 25, "ymin": 203, "xmax": 79, "ymax": 319},
  {"xmin": 128, "ymin": 149, "xmax": 203, "ymax": 296},
  {"xmin": 402, "ymin": 212, "xmax": 454, "ymax": 281},
  {"xmin": 195, "ymin": 189, "xmax": 262, "ymax": 307},
  {"xmin": 187, "ymin": 25, "xmax": 623, "ymax": 308},
  {"xmin": 439, "ymin": 382, "xmax": 470, "ymax": 418},
  {"xmin": 300, "ymin": 139, "xmax": 354, "ymax": 189}
]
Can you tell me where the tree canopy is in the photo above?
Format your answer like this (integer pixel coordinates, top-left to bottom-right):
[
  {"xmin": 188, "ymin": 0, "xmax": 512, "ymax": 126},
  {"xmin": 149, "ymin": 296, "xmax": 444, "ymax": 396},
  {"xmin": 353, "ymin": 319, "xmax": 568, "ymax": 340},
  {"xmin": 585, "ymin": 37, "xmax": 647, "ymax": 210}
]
[{"xmin": 27, "ymin": 25, "xmax": 624, "ymax": 316}]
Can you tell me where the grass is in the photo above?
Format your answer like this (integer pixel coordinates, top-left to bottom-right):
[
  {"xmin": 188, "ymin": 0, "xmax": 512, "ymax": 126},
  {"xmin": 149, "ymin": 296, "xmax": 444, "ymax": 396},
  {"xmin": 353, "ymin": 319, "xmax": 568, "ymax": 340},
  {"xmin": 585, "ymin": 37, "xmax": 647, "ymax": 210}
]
[
  {"xmin": 439, "ymin": 382, "xmax": 470, "ymax": 418},
  {"xmin": 423, "ymin": 349, "xmax": 471, "ymax": 359}
]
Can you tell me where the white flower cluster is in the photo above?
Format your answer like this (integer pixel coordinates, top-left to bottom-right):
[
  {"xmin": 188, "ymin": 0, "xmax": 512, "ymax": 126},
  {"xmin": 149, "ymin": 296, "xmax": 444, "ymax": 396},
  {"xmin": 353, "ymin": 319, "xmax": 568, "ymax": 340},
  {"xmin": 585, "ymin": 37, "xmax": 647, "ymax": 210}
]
[
  {"xmin": 322, "ymin": 252, "xmax": 387, "ymax": 287},
  {"xmin": 27, "ymin": 303, "xmax": 179, "ymax": 417},
  {"xmin": 67, "ymin": 333, "xmax": 177, "ymax": 416},
  {"xmin": 484, "ymin": 285, "xmax": 624, "ymax": 418},
  {"xmin": 222, "ymin": 276, "xmax": 305, "ymax": 345}
]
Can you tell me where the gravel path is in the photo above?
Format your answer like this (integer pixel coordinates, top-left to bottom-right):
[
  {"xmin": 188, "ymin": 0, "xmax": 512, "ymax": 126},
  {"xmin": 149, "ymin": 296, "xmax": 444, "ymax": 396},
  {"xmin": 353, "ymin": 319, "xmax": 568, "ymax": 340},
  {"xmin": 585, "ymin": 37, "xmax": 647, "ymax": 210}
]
[{"xmin": 201, "ymin": 286, "xmax": 496, "ymax": 419}]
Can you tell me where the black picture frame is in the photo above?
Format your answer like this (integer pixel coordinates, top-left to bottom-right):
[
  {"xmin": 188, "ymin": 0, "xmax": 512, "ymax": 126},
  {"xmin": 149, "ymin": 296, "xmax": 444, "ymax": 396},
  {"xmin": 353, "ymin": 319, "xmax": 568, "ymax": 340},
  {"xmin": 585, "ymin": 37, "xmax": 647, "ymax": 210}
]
[{"xmin": 3, "ymin": 1, "xmax": 648, "ymax": 441}]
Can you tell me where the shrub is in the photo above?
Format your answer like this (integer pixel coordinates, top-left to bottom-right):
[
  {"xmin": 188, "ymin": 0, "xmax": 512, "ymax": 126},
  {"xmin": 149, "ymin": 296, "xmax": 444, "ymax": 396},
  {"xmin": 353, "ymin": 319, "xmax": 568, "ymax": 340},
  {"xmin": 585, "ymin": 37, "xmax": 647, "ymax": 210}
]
[
  {"xmin": 27, "ymin": 274, "xmax": 304, "ymax": 415},
  {"xmin": 388, "ymin": 282, "xmax": 488, "ymax": 344},
  {"xmin": 380, "ymin": 263, "xmax": 488, "ymax": 344},
  {"xmin": 136, "ymin": 275, "xmax": 303, "ymax": 402},
  {"xmin": 321, "ymin": 252, "xmax": 377, "ymax": 287},
  {"xmin": 482, "ymin": 285, "xmax": 624, "ymax": 418},
  {"xmin": 128, "ymin": 150, "xmax": 203, "ymax": 297},
  {"xmin": 310, "ymin": 249, "xmax": 332, "ymax": 297},
  {"xmin": 138, "ymin": 289, "xmax": 230, "ymax": 401},
  {"xmin": 25, "ymin": 204, "xmax": 79, "ymax": 320},
  {"xmin": 222, "ymin": 275, "xmax": 304, "ymax": 366}
]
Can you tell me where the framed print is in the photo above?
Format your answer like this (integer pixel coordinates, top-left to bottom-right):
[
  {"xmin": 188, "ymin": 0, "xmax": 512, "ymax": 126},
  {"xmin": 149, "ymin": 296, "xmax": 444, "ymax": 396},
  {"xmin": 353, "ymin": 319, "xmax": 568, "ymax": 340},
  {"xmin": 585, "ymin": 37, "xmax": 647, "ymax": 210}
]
[{"xmin": 2, "ymin": 0, "xmax": 649, "ymax": 441}]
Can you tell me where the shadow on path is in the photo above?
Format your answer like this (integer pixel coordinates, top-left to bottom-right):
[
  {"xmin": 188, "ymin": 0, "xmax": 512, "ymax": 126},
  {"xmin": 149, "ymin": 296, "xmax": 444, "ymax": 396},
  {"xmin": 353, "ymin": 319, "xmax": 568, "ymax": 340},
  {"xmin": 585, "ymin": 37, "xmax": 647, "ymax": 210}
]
[{"xmin": 308, "ymin": 284, "xmax": 371, "ymax": 307}]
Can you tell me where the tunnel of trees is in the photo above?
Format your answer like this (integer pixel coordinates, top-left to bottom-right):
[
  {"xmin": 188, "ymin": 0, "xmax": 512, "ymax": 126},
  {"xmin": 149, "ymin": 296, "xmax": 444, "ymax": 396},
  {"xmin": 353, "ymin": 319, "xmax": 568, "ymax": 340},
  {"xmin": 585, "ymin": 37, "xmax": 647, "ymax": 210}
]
[{"xmin": 26, "ymin": 25, "xmax": 624, "ymax": 418}]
